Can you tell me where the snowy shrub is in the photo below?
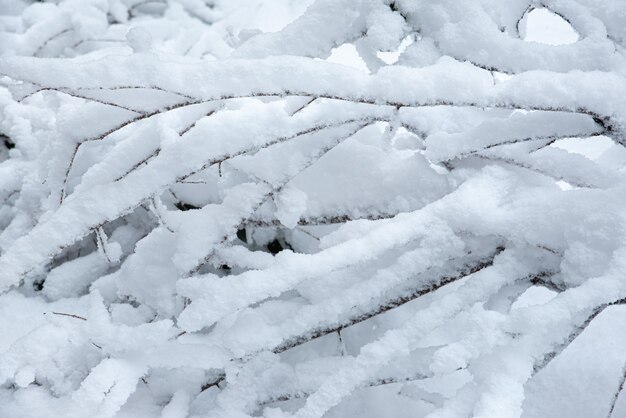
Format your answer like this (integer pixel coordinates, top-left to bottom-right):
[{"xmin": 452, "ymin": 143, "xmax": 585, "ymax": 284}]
[{"xmin": 1, "ymin": 0, "xmax": 626, "ymax": 417}]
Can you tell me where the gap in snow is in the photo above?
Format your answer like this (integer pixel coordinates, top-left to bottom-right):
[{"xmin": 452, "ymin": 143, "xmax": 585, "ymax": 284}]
[
  {"xmin": 221, "ymin": 0, "xmax": 316, "ymax": 33},
  {"xmin": 492, "ymin": 71, "xmax": 513, "ymax": 83},
  {"xmin": 511, "ymin": 286, "xmax": 557, "ymax": 310},
  {"xmin": 521, "ymin": 8, "xmax": 579, "ymax": 45},
  {"xmin": 377, "ymin": 34, "xmax": 415, "ymax": 65},
  {"xmin": 324, "ymin": 43, "xmax": 369, "ymax": 73},
  {"xmin": 556, "ymin": 180, "xmax": 574, "ymax": 191},
  {"xmin": 551, "ymin": 135, "xmax": 614, "ymax": 161}
]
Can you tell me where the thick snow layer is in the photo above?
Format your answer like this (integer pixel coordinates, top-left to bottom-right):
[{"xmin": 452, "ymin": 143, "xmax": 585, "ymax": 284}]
[
  {"xmin": 522, "ymin": 306, "xmax": 626, "ymax": 418},
  {"xmin": 1, "ymin": 1, "xmax": 625, "ymax": 417}
]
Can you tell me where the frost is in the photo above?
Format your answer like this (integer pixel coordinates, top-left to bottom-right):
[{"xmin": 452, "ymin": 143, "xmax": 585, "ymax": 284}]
[{"xmin": 1, "ymin": 1, "xmax": 626, "ymax": 417}]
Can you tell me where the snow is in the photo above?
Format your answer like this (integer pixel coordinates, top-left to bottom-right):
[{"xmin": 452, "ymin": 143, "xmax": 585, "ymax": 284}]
[
  {"xmin": 521, "ymin": 8, "xmax": 579, "ymax": 46},
  {"xmin": 523, "ymin": 306, "xmax": 626, "ymax": 417},
  {"xmin": 324, "ymin": 44, "xmax": 368, "ymax": 73},
  {"xmin": 1, "ymin": 1, "xmax": 625, "ymax": 417}
]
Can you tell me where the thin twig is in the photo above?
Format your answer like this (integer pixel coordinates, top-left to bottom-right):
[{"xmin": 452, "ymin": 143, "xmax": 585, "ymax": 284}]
[
  {"xmin": 200, "ymin": 373, "xmax": 226, "ymax": 392},
  {"xmin": 34, "ymin": 28, "xmax": 73, "ymax": 57},
  {"xmin": 289, "ymin": 97, "xmax": 316, "ymax": 116},
  {"xmin": 49, "ymin": 312, "xmax": 87, "ymax": 321},
  {"xmin": 608, "ymin": 365, "xmax": 626, "ymax": 417}
]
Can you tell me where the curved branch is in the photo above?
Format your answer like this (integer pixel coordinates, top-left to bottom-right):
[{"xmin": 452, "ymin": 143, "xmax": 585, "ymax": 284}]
[{"xmin": 272, "ymin": 247, "xmax": 503, "ymax": 354}]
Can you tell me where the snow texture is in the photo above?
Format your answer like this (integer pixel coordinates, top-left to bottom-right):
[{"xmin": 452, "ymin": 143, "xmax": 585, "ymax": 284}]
[{"xmin": 0, "ymin": 1, "xmax": 625, "ymax": 417}]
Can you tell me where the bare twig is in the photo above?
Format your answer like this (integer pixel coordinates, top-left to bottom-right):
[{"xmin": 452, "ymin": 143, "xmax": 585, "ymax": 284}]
[
  {"xmin": 289, "ymin": 97, "xmax": 316, "ymax": 116},
  {"xmin": 49, "ymin": 312, "xmax": 87, "ymax": 321},
  {"xmin": 200, "ymin": 373, "xmax": 226, "ymax": 392}
]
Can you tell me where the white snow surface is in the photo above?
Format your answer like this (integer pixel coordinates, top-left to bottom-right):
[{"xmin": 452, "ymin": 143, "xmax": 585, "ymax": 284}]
[{"xmin": 0, "ymin": 1, "xmax": 625, "ymax": 417}]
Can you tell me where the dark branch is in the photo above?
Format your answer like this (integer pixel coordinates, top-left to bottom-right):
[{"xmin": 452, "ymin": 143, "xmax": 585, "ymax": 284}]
[{"xmin": 48, "ymin": 311, "xmax": 87, "ymax": 321}]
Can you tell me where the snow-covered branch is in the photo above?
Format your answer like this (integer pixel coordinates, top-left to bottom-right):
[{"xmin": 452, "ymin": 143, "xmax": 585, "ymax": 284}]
[{"xmin": 1, "ymin": 1, "xmax": 625, "ymax": 417}]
